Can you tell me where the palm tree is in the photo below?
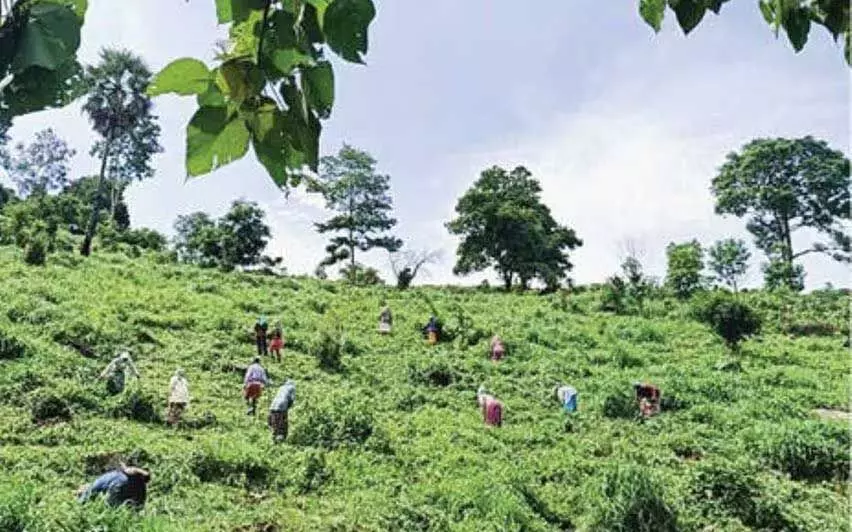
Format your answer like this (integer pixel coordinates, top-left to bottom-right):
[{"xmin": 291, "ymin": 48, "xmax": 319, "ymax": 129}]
[{"xmin": 80, "ymin": 49, "xmax": 161, "ymax": 256}]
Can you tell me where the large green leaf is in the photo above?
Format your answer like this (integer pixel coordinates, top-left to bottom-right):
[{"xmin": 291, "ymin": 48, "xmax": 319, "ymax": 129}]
[
  {"xmin": 186, "ymin": 106, "xmax": 250, "ymax": 176},
  {"xmin": 758, "ymin": 0, "xmax": 776, "ymax": 25},
  {"xmin": 668, "ymin": 0, "xmax": 706, "ymax": 35},
  {"xmin": 782, "ymin": 7, "xmax": 811, "ymax": 52},
  {"xmin": 639, "ymin": 0, "xmax": 666, "ymax": 32},
  {"xmin": 215, "ymin": 0, "xmax": 266, "ymax": 24},
  {"xmin": 248, "ymin": 103, "xmax": 295, "ymax": 186},
  {"xmin": 11, "ymin": 3, "xmax": 81, "ymax": 73},
  {"xmin": 302, "ymin": 61, "xmax": 334, "ymax": 118},
  {"xmin": 323, "ymin": 0, "xmax": 375, "ymax": 63},
  {"xmin": 306, "ymin": 0, "xmax": 331, "ymax": 28},
  {"xmin": 43, "ymin": 0, "xmax": 88, "ymax": 20},
  {"xmin": 270, "ymin": 49, "xmax": 313, "ymax": 76},
  {"xmin": 217, "ymin": 59, "xmax": 264, "ymax": 106},
  {"xmin": 148, "ymin": 58, "xmax": 211, "ymax": 96}
]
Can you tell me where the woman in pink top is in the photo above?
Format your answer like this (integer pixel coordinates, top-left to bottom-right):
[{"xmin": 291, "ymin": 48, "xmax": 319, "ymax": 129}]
[
  {"xmin": 477, "ymin": 386, "xmax": 503, "ymax": 427},
  {"xmin": 490, "ymin": 335, "xmax": 505, "ymax": 361}
]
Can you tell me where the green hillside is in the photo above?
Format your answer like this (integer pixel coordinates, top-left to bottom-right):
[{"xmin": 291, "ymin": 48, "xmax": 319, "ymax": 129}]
[{"xmin": 0, "ymin": 248, "xmax": 847, "ymax": 531}]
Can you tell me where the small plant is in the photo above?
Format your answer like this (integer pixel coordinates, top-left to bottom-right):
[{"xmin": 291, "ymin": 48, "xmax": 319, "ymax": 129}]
[
  {"xmin": 23, "ymin": 234, "xmax": 47, "ymax": 266},
  {"xmin": 691, "ymin": 292, "xmax": 761, "ymax": 351},
  {"xmin": 31, "ymin": 394, "xmax": 72, "ymax": 424},
  {"xmin": 110, "ymin": 391, "xmax": 161, "ymax": 423},
  {"xmin": 760, "ymin": 424, "xmax": 849, "ymax": 482},
  {"xmin": 311, "ymin": 329, "xmax": 344, "ymax": 372},
  {"xmin": 602, "ymin": 390, "xmax": 637, "ymax": 419},
  {"xmin": 0, "ymin": 330, "xmax": 27, "ymax": 360},
  {"xmin": 589, "ymin": 467, "xmax": 678, "ymax": 531}
]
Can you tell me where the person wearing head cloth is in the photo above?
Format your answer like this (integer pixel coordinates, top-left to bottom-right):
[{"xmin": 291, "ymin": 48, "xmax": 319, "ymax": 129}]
[
  {"xmin": 167, "ymin": 368, "xmax": 190, "ymax": 426},
  {"xmin": 270, "ymin": 321, "xmax": 285, "ymax": 362},
  {"xmin": 268, "ymin": 379, "xmax": 296, "ymax": 442},
  {"xmin": 490, "ymin": 335, "xmax": 506, "ymax": 362},
  {"xmin": 553, "ymin": 384, "xmax": 578, "ymax": 413},
  {"xmin": 100, "ymin": 351, "xmax": 140, "ymax": 395},
  {"xmin": 77, "ymin": 464, "xmax": 151, "ymax": 509},
  {"xmin": 633, "ymin": 382, "xmax": 661, "ymax": 418},
  {"xmin": 254, "ymin": 316, "xmax": 269, "ymax": 357},
  {"xmin": 476, "ymin": 386, "xmax": 503, "ymax": 427},
  {"xmin": 423, "ymin": 316, "xmax": 440, "ymax": 345},
  {"xmin": 243, "ymin": 357, "xmax": 269, "ymax": 415}
]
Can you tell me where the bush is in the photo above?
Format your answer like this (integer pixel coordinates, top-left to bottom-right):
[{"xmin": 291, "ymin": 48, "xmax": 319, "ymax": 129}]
[
  {"xmin": 785, "ymin": 321, "xmax": 838, "ymax": 337},
  {"xmin": 292, "ymin": 403, "xmax": 376, "ymax": 450},
  {"xmin": 589, "ymin": 467, "xmax": 678, "ymax": 531},
  {"xmin": 691, "ymin": 292, "xmax": 761, "ymax": 350},
  {"xmin": 602, "ymin": 390, "xmax": 637, "ymax": 419},
  {"xmin": 23, "ymin": 234, "xmax": 47, "ymax": 266},
  {"xmin": 110, "ymin": 391, "xmax": 162, "ymax": 424},
  {"xmin": 600, "ymin": 276, "xmax": 627, "ymax": 314},
  {"xmin": 31, "ymin": 394, "xmax": 73, "ymax": 424},
  {"xmin": 310, "ymin": 329, "xmax": 344, "ymax": 372},
  {"xmin": 760, "ymin": 424, "xmax": 849, "ymax": 482},
  {"xmin": 408, "ymin": 360, "xmax": 459, "ymax": 387},
  {"xmin": 0, "ymin": 329, "xmax": 27, "ymax": 360}
]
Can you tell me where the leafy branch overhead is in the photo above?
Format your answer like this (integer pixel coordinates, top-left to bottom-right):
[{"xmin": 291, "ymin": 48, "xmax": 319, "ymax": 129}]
[
  {"xmin": 147, "ymin": 0, "xmax": 375, "ymax": 188},
  {"xmin": 638, "ymin": 0, "xmax": 850, "ymax": 64}
]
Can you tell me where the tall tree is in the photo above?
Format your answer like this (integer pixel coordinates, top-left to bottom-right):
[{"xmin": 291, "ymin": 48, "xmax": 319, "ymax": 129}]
[
  {"xmin": 712, "ymin": 136, "xmax": 850, "ymax": 290},
  {"xmin": 218, "ymin": 200, "xmax": 271, "ymax": 269},
  {"xmin": 665, "ymin": 240, "xmax": 705, "ymax": 299},
  {"xmin": 315, "ymin": 145, "xmax": 401, "ymax": 273},
  {"xmin": 2, "ymin": 128, "xmax": 75, "ymax": 197},
  {"xmin": 446, "ymin": 166, "xmax": 582, "ymax": 290},
  {"xmin": 708, "ymin": 238, "xmax": 751, "ymax": 292},
  {"xmin": 79, "ymin": 48, "xmax": 161, "ymax": 256},
  {"xmin": 173, "ymin": 212, "xmax": 221, "ymax": 268}
]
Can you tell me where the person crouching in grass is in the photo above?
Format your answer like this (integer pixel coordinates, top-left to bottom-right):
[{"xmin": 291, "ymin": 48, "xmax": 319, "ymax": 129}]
[
  {"xmin": 633, "ymin": 382, "xmax": 661, "ymax": 418},
  {"xmin": 167, "ymin": 368, "xmax": 189, "ymax": 426},
  {"xmin": 77, "ymin": 465, "xmax": 151, "ymax": 509},
  {"xmin": 243, "ymin": 357, "xmax": 269, "ymax": 415}
]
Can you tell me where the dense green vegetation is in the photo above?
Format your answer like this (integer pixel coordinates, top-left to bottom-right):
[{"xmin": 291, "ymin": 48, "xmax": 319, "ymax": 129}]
[{"xmin": 0, "ymin": 247, "xmax": 847, "ymax": 531}]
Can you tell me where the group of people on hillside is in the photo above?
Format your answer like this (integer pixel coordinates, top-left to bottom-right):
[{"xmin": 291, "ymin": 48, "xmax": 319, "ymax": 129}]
[{"xmin": 81, "ymin": 312, "xmax": 664, "ymax": 510}]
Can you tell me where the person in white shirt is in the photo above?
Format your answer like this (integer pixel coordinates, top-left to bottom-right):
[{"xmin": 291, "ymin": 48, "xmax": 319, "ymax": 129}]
[{"xmin": 167, "ymin": 368, "xmax": 189, "ymax": 426}]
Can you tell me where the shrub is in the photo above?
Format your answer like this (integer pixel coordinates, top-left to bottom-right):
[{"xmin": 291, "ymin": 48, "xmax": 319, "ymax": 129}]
[
  {"xmin": 785, "ymin": 321, "xmax": 838, "ymax": 337},
  {"xmin": 23, "ymin": 234, "xmax": 47, "ymax": 266},
  {"xmin": 691, "ymin": 292, "xmax": 761, "ymax": 350},
  {"xmin": 600, "ymin": 276, "xmax": 627, "ymax": 314},
  {"xmin": 408, "ymin": 361, "xmax": 459, "ymax": 387},
  {"xmin": 310, "ymin": 329, "xmax": 344, "ymax": 372},
  {"xmin": 589, "ymin": 467, "xmax": 678, "ymax": 531},
  {"xmin": 190, "ymin": 452, "xmax": 273, "ymax": 490},
  {"xmin": 298, "ymin": 451, "xmax": 332, "ymax": 494},
  {"xmin": 602, "ymin": 390, "xmax": 637, "ymax": 419},
  {"xmin": 760, "ymin": 424, "xmax": 849, "ymax": 482},
  {"xmin": 110, "ymin": 391, "xmax": 162, "ymax": 424},
  {"xmin": 292, "ymin": 403, "xmax": 376, "ymax": 450},
  {"xmin": 0, "ymin": 329, "xmax": 27, "ymax": 360},
  {"xmin": 31, "ymin": 394, "xmax": 73, "ymax": 424}
]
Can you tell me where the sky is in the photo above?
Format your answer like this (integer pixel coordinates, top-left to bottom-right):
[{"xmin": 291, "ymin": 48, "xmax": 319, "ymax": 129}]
[{"xmin": 5, "ymin": 0, "xmax": 850, "ymax": 288}]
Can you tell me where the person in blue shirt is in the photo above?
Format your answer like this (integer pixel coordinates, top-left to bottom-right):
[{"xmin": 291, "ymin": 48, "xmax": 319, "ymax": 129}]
[
  {"xmin": 554, "ymin": 384, "xmax": 578, "ymax": 413},
  {"xmin": 77, "ymin": 465, "xmax": 151, "ymax": 509}
]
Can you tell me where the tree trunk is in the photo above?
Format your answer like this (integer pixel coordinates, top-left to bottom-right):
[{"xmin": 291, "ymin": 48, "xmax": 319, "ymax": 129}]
[
  {"xmin": 348, "ymin": 192, "xmax": 355, "ymax": 271},
  {"xmin": 80, "ymin": 133, "xmax": 112, "ymax": 257},
  {"xmin": 502, "ymin": 272, "xmax": 513, "ymax": 291}
]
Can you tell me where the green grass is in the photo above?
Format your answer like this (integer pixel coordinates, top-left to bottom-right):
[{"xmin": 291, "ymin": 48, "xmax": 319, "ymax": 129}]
[{"xmin": 0, "ymin": 247, "xmax": 847, "ymax": 531}]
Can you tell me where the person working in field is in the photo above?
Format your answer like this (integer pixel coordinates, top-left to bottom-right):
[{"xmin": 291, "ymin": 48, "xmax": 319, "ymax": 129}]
[
  {"xmin": 268, "ymin": 379, "xmax": 296, "ymax": 443},
  {"xmin": 490, "ymin": 335, "xmax": 506, "ymax": 361},
  {"xmin": 423, "ymin": 316, "xmax": 441, "ymax": 345},
  {"xmin": 166, "ymin": 368, "xmax": 189, "ymax": 426},
  {"xmin": 554, "ymin": 384, "xmax": 578, "ymax": 413},
  {"xmin": 477, "ymin": 386, "xmax": 503, "ymax": 427},
  {"xmin": 243, "ymin": 357, "xmax": 269, "ymax": 415},
  {"xmin": 378, "ymin": 305, "xmax": 393, "ymax": 335},
  {"xmin": 254, "ymin": 316, "xmax": 269, "ymax": 357},
  {"xmin": 100, "ymin": 351, "xmax": 140, "ymax": 395},
  {"xmin": 633, "ymin": 382, "xmax": 661, "ymax": 418},
  {"xmin": 77, "ymin": 465, "xmax": 151, "ymax": 509},
  {"xmin": 270, "ymin": 321, "xmax": 284, "ymax": 362}
]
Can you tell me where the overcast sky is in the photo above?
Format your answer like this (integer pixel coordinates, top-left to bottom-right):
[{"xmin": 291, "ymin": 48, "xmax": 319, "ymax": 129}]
[{"xmin": 5, "ymin": 1, "xmax": 850, "ymax": 288}]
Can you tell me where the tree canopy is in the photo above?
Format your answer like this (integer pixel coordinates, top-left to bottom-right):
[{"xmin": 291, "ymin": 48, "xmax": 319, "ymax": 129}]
[
  {"xmin": 708, "ymin": 238, "xmax": 751, "ymax": 292},
  {"xmin": 3, "ymin": 128, "xmax": 75, "ymax": 197},
  {"xmin": 446, "ymin": 166, "xmax": 581, "ymax": 290},
  {"xmin": 314, "ymin": 144, "xmax": 401, "ymax": 273},
  {"xmin": 712, "ymin": 136, "xmax": 850, "ymax": 290},
  {"xmin": 665, "ymin": 239, "xmax": 705, "ymax": 299}
]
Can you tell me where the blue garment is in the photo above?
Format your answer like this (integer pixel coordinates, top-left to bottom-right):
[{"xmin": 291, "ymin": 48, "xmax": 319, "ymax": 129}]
[
  {"xmin": 269, "ymin": 382, "xmax": 295, "ymax": 412},
  {"xmin": 563, "ymin": 393, "xmax": 577, "ymax": 413},
  {"xmin": 78, "ymin": 470, "xmax": 128, "ymax": 505}
]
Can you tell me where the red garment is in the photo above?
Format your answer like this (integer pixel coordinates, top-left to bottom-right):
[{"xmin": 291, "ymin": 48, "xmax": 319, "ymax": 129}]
[
  {"xmin": 244, "ymin": 382, "xmax": 264, "ymax": 400},
  {"xmin": 491, "ymin": 344, "xmax": 505, "ymax": 361},
  {"xmin": 483, "ymin": 398, "xmax": 503, "ymax": 427},
  {"xmin": 270, "ymin": 337, "xmax": 284, "ymax": 351}
]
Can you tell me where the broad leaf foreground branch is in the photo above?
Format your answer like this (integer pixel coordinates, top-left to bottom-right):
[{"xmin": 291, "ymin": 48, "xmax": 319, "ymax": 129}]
[{"xmin": 1, "ymin": 0, "xmax": 849, "ymax": 189}]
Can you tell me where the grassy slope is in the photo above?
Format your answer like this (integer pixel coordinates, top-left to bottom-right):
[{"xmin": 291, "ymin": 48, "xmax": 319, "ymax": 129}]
[{"xmin": 0, "ymin": 248, "xmax": 847, "ymax": 531}]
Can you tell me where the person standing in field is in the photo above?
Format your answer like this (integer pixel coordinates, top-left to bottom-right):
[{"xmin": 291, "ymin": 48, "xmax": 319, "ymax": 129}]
[
  {"xmin": 77, "ymin": 465, "xmax": 151, "ymax": 509},
  {"xmin": 268, "ymin": 379, "xmax": 296, "ymax": 443},
  {"xmin": 554, "ymin": 384, "xmax": 578, "ymax": 413},
  {"xmin": 243, "ymin": 357, "xmax": 269, "ymax": 415},
  {"xmin": 477, "ymin": 386, "xmax": 503, "ymax": 427},
  {"xmin": 270, "ymin": 321, "xmax": 284, "ymax": 362},
  {"xmin": 100, "ymin": 351, "xmax": 140, "ymax": 395},
  {"xmin": 254, "ymin": 317, "xmax": 269, "ymax": 357},
  {"xmin": 633, "ymin": 382, "xmax": 661, "ymax": 418},
  {"xmin": 166, "ymin": 368, "xmax": 189, "ymax": 426},
  {"xmin": 490, "ymin": 335, "xmax": 505, "ymax": 361},
  {"xmin": 378, "ymin": 305, "xmax": 393, "ymax": 335}
]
